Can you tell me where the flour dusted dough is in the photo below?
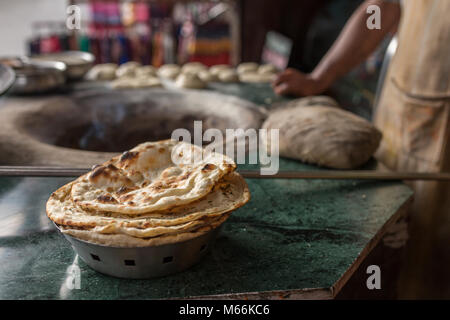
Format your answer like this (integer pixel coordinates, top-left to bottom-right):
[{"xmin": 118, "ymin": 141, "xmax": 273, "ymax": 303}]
[
  {"xmin": 135, "ymin": 65, "xmax": 157, "ymax": 77},
  {"xmin": 181, "ymin": 62, "xmax": 207, "ymax": 74},
  {"xmin": 239, "ymin": 72, "xmax": 276, "ymax": 83},
  {"xmin": 116, "ymin": 61, "xmax": 141, "ymax": 78},
  {"xmin": 237, "ymin": 62, "xmax": 259, "ymax": 74},
  {"xmin": 258, "ymin": 64, "xmax": 277, "ymax": 75},
  {"xmin": 85, "ymin": 63, "xmax": 118, "ymax": 81},
  {"xmin": 209, "ymin": 64, "xmax": 231, "ymax": 76},
  {"xmin": 111, "ymin": 76, "xmax": 162, "ymax": 89},
  {"xmin": 262, "ymin": 97, "xmax": 382, "ymax": 169},
  {"xmin": 158, "ymin": 64, "xmax": 180, "ymax": 79},
  {"xmin": 218, "ymin": 69, "xmax": 239, "ymax": 82},
  {"xmin": 157, "ymin": 64, "xmax": 181, "ymax": 79},
  {"xmin": 175, "ymin": 73, "xmax": 207, "ymax": 89},
  {"xmin": 197, "ymin": 70, "xmax": 218, "ymax": 82}
]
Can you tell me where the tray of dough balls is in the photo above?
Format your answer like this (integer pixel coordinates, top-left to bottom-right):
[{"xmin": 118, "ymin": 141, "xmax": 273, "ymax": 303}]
[{"xmin": 84, "ymin": 61, "xmax": 278, "ymax": 90}]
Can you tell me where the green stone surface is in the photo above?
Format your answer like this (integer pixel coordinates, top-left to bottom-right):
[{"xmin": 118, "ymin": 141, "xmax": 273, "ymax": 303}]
[
  {"xmin": 0, "ymin": 83, "xmax": 413, "ymax": 299},
  {"xmin": 0, "ymin": 158, "xmax": 412, "ymax": 299}
]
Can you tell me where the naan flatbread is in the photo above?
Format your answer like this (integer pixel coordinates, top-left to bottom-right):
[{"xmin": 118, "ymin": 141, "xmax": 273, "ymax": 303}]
[
  {"xmin": 60, "ymin": 214, "xmax": 230, "ymax": 247},
  {"xmin": 47, "ymin": 172, "xmax": 249, "ymax": 235},
  {"xmin": 71, "ymin": 140, "xmax": 236, "ymax": 214},
  {"xmin": 47, "ymin": 140, "xmax": 250, "ymax": 247}
]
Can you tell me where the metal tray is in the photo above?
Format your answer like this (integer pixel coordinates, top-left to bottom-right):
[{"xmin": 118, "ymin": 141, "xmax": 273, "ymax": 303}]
[
  {"xmin": 0, "ymin": 63, "xmax": 15, "ymax": 96},
  {"xmin": 31, "ymin": 51, "xmax": 95, "ymax": 80},
  {"xmin": 7, "ymin": 58, "xmax": 67, "ymax": 94},
  {"xmin": 56, "ymin": 224, "xmax": 222, "ymax": 279}
]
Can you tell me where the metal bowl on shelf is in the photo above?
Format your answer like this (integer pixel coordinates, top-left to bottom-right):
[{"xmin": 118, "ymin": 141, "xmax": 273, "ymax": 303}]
[
  {"xmin": 6, "ymin": 57, "xmax": 67, "ymax": 94},
  {"xmin": 0, "ymin": 63, "xmax": 15, "ymax": 96},
  {"xmin": 31, "ymin": 51, "xmax": 95, "ymax": 80}
]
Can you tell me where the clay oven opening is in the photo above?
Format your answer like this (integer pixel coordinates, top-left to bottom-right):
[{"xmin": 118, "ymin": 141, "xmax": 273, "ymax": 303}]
[{"xmin": 3, "ymin": 88, "xmax": 264, "ymax": 166}]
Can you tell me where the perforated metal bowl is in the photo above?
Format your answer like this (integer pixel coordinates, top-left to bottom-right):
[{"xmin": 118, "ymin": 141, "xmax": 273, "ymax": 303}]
[{"xmin": 57, "ymin": 224, "xmax": 222, "ymax": 279}]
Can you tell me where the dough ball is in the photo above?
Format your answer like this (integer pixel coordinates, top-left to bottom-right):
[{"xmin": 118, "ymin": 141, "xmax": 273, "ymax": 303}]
[
  {"xmin": 237, "ymin": 62, "xmax": 259, "ymax": 74},
  {"xmin": 209, "ymin": 64, "xmax": 231, "ymax": 76},
  {"xmin": 239, "ymin": 72, "xmax": 276, "ymax": 83},
  {"xmin": 175, "ymin": 73, "xmax": 207, "ymax": 89},
  {"xmin": 133, "ymin": 76, "xmax": 162, "ymax": 88},
  {"xmin": 258, "ymin": 64, "xmax": 277, "ymax": 75},
  {"xmin": 262, "ymin": 97, "xmax": 382, "ymax": 169},
  {"xmin": 111, "ymin": 76, "xmax": 162, "ymax": 89},
  {"xmin": 85, "ymin": 63, "xmax": 118, "ymax": 81},
  {"xmin": 181, "ymin": 62, "xmax": 207, "ymax": 74},
  {"xmin": 217, "ymin": 69, "xmax": 240, "ymax": 83},
  {"xmin": 116, "ymin": 61, "xmax": 141, "ymax": 78},
  {"xmin": 197, "ymin": 70, "xmax": 218, "ymax": 82},
  {"xmin": 135, "ymin": 65, "xmax": 157, "ymax": 77},
  {"xmin": 158, "ymin": 64, "xmax": 181, "ymax": 80},
  {"xmin": 111, "ymin": 77, "xmax": 134, "ymax": 89}
]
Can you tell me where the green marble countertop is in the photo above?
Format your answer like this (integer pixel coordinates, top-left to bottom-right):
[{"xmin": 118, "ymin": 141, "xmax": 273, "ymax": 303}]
[
  {"xmin": 0, "ymin": 159, "xmax": 412, "ymax": 299},
  {"xmin": 0, "ymin": 82, "xmax": 413, "ymax": 299}
]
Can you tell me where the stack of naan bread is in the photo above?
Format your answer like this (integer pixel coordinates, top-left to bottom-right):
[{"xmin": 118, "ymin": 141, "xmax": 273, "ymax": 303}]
[{"xmin": 47, "ymin": 140, "xmax": 250, "ymax": 247}]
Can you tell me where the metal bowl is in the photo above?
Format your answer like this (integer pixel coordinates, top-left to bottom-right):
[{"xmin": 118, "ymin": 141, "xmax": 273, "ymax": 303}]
[
  {"xmin": 32, "ymin": 51, "xmax": 95, "ymax": 80},
  {"xmin": 0, "ymin": 63, "xmax": 15, "ymax": 96},
  {"xmin": 56, "ymin": 224, "xmax": 222, "ymax": 279},
  {"xmin": 9, "ymin": 58, "xmax": 66, "ymax": 94}
]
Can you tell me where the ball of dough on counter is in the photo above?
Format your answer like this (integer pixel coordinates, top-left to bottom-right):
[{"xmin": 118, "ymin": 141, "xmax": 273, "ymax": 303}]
[
  {"xmin": 197, "ymin": 70, "xmax": 218, "ymax": 82},
  {"xmin": 85, "ymin": 63, "xmax": 118, "ymax": 81},
  {"xmin": 111, "ymin": 76, "xmax": 162, "ymax": 89},
  {"xmin": 133, "ymin": 77, "xmax": 162, "ymax": 88},
  {"xmin": 262, "ymin": 97, "xmax": 382, "ymax": 169},
  {"xmin": 209, "ymin": 64, "xmax": 231, "ymax": 76},
  {"xmin": 135, "ymin": 65, "xmax": 157, "ymax": 77},
  {"xmin": 239, "ymin": 72, "xmax": 276, "ymax": 83},
  {"xmin": 237, "ymin": 62, "xmax": 259, "ymax": 74},
  {"xmin": 258, "ymin": 64, "xmax": 277, "ymax": 75},
  {"xmin": 217, "ymin": 69, "xmax": 240, "ymax": 83},
  {"xmin": 181, "ymin": 62, "xmax": 207, "ymax": 74},
  {"xmin": 116, "ymin": 61, "xmax": 141, "ymax": 78},
  {"xmin": 175, "ymin": 73, "xmax": 206, "ymax": 89},
  {"xmin": 157, "ymin": 64, "xmax": 181, "ymax": 80}
]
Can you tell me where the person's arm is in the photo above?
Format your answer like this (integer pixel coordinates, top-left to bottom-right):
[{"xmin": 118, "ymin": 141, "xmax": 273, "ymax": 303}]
[{"xmin": 273, "ymin": 0, "xmax": 401, "ymax": 96}]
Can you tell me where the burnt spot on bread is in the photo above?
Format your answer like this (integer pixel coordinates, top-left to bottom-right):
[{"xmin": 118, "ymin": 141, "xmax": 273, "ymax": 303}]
[
  {"xmin": 158, "ymin": 147, "xmax": 165, "ymax": 153},
  {"xmin": 150, "ymin": 182, "xmax": 164, "ymax": 191},
  {"xmin": 119, "ymin": 193, "xmax": 135, "ymax": 203},
  {"xmin": 89, "ymin": 166, "xmax": 106, "ymax": 180},
  {"xmin": 89, "ymin": 163, "xmax": 134, "ymax": 186},
  {"xmin": 202, "ymin": 163, "xmax": 217, "ymax": 172},
  {"xmin": 116, "ymin": 186, "xmax": 136, "ymax": 195},
  {"xmin": 89, "ymin": 164, "xmax": 119, "ymax": 181},
  {"xmin": 120, "ymin": 151, "xmax": 138, "ymax": 163},
  {"xmin": 106, "ymin": 164, "xmax": 119, "ymax": 171},
  {"xmin": 97, "ymin": 194, "xmax": 118, "ymax": 204},
  {"xmin": 149, "ymin": 171, "xmax": 191, "ymax": 192},
  {"xmin": 144, "ymin": 196, "xmax": 153, "ymax": 202}
]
